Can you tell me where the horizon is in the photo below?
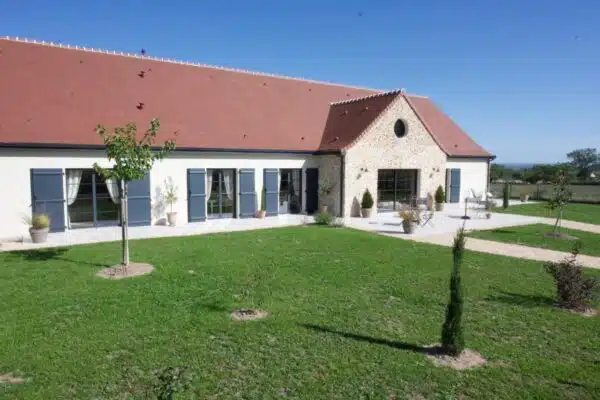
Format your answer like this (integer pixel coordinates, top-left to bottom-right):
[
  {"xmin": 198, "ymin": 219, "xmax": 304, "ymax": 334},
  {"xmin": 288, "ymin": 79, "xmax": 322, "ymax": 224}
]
[{"xmin": 1, "ymin": 1, "xmax": 598, "ymax": 163}]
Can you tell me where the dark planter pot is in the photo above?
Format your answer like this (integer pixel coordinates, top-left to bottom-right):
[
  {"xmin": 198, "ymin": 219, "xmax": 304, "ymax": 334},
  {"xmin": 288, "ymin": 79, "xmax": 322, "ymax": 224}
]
[
  {"xmin": 435, "ymin": 202, "xmax": 444, "ymax": 211},
  {"xmin": 361, "ymin": 208, "xmax": 372, "ymax": 218},
  {"xmin": 29, "ymin": 227, "xmax": 49, "ymax": 244},
  {"xmin": 402, "ymin": 219, "xmax": 415, "ymax": 234}
]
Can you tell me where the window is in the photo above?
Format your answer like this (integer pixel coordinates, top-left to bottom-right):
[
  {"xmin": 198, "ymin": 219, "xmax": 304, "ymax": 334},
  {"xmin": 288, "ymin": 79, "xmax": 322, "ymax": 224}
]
[{"xmin": 394, "ymin": 119, "xmax": 407, "ymax": 138}]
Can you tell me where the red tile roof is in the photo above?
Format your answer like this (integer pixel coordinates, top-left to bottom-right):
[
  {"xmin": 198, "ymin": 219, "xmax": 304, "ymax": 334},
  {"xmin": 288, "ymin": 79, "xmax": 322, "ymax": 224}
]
[
  {"xmin": 0, "ymin": 38, "xmax": 491, "ymax": 157},
  {"xmin": 319, "ymin": 91, "xmax": 402, "ymax": 151},
  {"xmin": 405, "ymin": 95, "xmax": 493, "ymax": 158}
]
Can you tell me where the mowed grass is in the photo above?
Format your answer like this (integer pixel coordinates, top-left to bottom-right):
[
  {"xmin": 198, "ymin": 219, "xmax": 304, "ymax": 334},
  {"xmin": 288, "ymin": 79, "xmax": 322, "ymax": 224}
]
[
  {"xmin": 0, "ymin": 227, "xmax": 599, "ymax": 399},
  {"xmin": 495, "ymin": 202, "xmax": 600, "ymax": 225},
  {"xmin": 467, "ymin": 224, "xmax": 600, "ymax": 257}
]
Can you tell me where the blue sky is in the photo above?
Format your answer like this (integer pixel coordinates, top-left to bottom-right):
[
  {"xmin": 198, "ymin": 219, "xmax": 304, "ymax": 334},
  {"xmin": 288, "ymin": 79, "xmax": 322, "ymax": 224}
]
[{"xmin": 2, "ymin": 1, "xmax": 598, "ymax": 163}]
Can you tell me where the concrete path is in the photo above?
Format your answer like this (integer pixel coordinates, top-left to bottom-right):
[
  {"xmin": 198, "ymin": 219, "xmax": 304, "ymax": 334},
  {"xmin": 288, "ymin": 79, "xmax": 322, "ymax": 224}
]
[
  {"xmin": 537, "ymin": 218, "xmax": 600, "ymax": 234},
  {"xmin": 404, "ymin": 233, "xmax": 600, "ymax": 270}
]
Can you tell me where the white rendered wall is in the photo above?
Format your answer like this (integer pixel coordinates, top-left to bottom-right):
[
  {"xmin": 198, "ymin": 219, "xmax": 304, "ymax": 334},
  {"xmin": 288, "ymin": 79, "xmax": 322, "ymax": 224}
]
[
  {"xmin": 0, "ymin": 149, "xmax": 317, "ymax": 239},
  {"xmin": 446, "ymin": 157, "xmax": 489, "ymax": 202}
]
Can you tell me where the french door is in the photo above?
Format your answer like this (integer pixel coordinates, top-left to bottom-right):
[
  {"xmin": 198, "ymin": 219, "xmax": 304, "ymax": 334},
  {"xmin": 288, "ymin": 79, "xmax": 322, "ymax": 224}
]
[
  {"xmin": 377, "ymin": 169, "xmax": 418, "ymax": 211},
  {"xmin": 66, "ymin": 169, "xmax": 120, "ymax": 228},
  {"xmin": 279, "ymin": 169, "xmax": 302, "ymax": 214},
  {"xmin": 207, "ymin": 169, "xmax": 236, "ymax": 218}
]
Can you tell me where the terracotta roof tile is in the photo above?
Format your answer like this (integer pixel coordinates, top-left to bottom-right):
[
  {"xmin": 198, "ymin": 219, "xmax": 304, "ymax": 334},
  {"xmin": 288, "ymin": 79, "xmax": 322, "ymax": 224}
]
[
  {"xmin": 0, "ymin": 38, "xmax": 377, "ymax": 152},
  {"xmin": 405, "ymin": 95, "xmax": 492, "ymax": 158},
  {"xmin": 319, "ymin": 90, "xmax": 402, "ymax": 150},
  {"xmin": 0, "ymin": 38, "xmax": 491, "ymax": 157}
]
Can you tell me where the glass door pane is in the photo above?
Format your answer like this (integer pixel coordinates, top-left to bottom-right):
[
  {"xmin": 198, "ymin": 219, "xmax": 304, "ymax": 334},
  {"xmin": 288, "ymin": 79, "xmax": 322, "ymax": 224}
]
[
  {"xmin": 220, "ymin": 169, "xmax": 235, "ymax": 218},
  {"xmin": 207, "ymin": 169, "xmax": 220, "ymax": 218},
  {"xmin": 94, "ymin": 174, "xmax": 119, "ymax": 226},
  {"xmin": 67, "ymin": 170, "xmax": 94, "ymax": 228}
]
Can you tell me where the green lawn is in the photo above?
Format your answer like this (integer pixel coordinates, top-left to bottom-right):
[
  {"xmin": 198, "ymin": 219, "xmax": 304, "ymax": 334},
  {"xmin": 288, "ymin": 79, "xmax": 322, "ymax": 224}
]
[
  {"xmin": 495, "ymin": 202, "xmax": 600, "ymax": 225},
  {"xmin": 467, "ymin": 224, "xmax": 600, "ymax": 257},
  {"xmin": 1, "ymin": 227, "xmax": 599, "ymax": 399}
]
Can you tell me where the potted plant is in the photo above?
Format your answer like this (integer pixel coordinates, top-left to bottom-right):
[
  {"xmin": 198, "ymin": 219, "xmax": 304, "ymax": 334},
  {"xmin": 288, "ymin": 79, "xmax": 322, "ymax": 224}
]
[
  {"xmin": 426, "ymin": 193, "xmax": 434, "ymax": 211},
  {"xmin": 256, "ymin": 185, "xmax": 267, "ymax": 218},
  {"xmin": 435, "ymin": 185, "xmax": 445, "ymax": 211},
  {"xmin": 24, "ymin": 213, "xmax": 50, "ymax": 243},
  {"xmin": 399, "ymin": 210, "xmax": 416, "ymax": 234},
  {"xmin": 360, "ymin": 189, "xmax": 374, "ymax": 218},
  {"xmin": 319, "ymin": 181, "xmax": 336, "ymax": 213},
  {"xmin": 519, "ymin": 190, "xmax": 530, "ymax": 202},
  {"xmin": 164, "ymin": 177, "xmax": 178, "ymax": 226}
]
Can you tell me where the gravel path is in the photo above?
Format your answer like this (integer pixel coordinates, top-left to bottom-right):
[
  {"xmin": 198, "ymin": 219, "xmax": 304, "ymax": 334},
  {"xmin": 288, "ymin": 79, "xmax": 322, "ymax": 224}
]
[{"xmin": 404, "ymin": 233, "xmax": 600, "ymax": 269}]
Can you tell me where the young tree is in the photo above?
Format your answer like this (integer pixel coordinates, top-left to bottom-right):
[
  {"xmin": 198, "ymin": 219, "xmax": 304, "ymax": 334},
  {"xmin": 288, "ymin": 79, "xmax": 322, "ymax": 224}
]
[
  {"xmin": 548, "ymin": 169, "xmax": 573, "ymax": 234},
  {"xmin": 567, "ymin": 148, "xmax": 598, "ymax": 180},
  {"xmin": 502, "ymin": 181, "xmax": 510, "ymax": 209},
  {"xmin": 94, "ymin": 118, "xmax": 176, "ymax": 266},
  {"xmin": 441, "ymin": 227, "xmax": 466, "ymax": 356}
]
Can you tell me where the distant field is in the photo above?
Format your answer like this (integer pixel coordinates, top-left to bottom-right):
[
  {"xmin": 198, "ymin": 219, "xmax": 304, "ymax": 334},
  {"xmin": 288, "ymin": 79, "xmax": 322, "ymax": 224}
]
[
  {"xmin": 494, "ymin": 203, "xmax": 600, "ymax": 225},
  {"xmin": 490, "ymin": 183, "xmax": 600, "ymax": 204}
]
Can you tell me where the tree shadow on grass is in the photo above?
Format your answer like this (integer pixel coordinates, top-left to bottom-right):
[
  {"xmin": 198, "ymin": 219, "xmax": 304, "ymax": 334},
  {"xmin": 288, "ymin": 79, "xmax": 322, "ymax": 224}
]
[
  {"xmin": 300, "ymin": 323, "xmax": 436, "ymax": 354},
  {"xmin": 5, "ymin": 247, "xmax": 107, "ymax": 267},
  {"xmin": 485, "ymin": 290, "xmax": 555, "ymax": 309},
  {"xmin": 483, "ymin": 229, "xmax": 518, "ymax": 235}
]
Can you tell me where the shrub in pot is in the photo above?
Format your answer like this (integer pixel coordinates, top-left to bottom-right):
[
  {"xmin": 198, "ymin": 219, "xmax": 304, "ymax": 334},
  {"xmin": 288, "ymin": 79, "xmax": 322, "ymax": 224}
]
[
  {"xmin": 256, "ymin": 185, "xmax": 267, "ymax": 218},
  {"xmin": 360, "ymin": 189, "xmax": 374, "ymax": 218},
  {"xmin": 318, "ymin": 181, "xmax": 336, "ymax": 213},
  {"xmin": 399, "ymin": 210, "xmax": 416, "ymax": 234},
  {"xmin": 519, "ymin": 190, "xmax": 530, "ymax": 202},
  {"xmin": 164, "ymin": 177, "xmax": 178, "ymax": 226},
  {"xmin": 435, "ymin": 185, "xmax": 445, "ymax": 211},
  {"xmin": 25, "ymin": 213, "xmax": 50, "ymax": 243}
]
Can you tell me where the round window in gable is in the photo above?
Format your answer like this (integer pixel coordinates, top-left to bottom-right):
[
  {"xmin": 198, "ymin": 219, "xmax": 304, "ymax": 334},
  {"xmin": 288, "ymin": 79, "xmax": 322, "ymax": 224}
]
[{"xmin": 394, "ymin": 119, "xmax": 407, "ymax": 138}]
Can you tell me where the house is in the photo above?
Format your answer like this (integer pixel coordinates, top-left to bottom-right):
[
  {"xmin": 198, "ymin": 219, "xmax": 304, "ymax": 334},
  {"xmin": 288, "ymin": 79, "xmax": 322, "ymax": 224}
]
[{"xmin": 0, "ymin": 37, "xmax": 494, "ymax": 239}]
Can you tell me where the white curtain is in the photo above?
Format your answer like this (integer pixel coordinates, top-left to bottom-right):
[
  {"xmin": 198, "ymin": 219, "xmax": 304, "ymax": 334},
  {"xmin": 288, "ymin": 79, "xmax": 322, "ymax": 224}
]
[
  {"xmin": 65, "ymin": 169, "xmax": 83, "ymax": 228},
  {"xmin": 223, "ymin": 170, "xmax": 233, "ymax": 200},
  {"xmin": 207, "ymin": 170, "xmax": 213, "ymax": 199},
  {"xmin": 105, "ymin": 178, "xmax": 120, "ymax": 204}
]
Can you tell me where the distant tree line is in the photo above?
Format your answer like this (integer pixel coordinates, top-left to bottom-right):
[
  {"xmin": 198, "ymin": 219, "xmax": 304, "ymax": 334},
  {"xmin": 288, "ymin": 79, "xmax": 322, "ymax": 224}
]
[{"xmin": 491, "ymin": 148, "xmax": 600, "ymax": 184}]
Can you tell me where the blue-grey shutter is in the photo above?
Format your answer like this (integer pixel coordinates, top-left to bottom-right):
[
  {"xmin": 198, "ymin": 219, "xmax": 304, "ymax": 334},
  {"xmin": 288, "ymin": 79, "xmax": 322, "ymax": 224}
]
[
  {"xmin": 127, "ymin": 173, "xmax": 151, "ymax": 226},
  {"xmin": 187, "ymin": 169, "xmax": 207, "ymax": 222},
  {"xmin": 305, "ymin": 168, "xmax": 319, "ymax": 214},
  {"xmin": 239, "ymin": 169, "xmax": 256, "ymax": 218},
  {"xmin": 264, "ymin": 169, "xmax": 279, "ymax": 216},
  {"xmin": 30, "ymin": 169, "xmax": 66, "ymax": 232},
  {"xmin": 449, "ymin": 168, "xmax": 461, "ymax": 203}
]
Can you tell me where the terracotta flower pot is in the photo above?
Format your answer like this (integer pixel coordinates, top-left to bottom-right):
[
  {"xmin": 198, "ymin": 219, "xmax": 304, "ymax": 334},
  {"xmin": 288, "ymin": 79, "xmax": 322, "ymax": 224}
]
[
  {"xmin": 29, "ymin": 227, "xmax": 49, "ymax": 243},
  {"xmin": 319, "ymin": 205, "xmax": 328, "ymax": 213},
  {"xmin": 256, "ymin": 210, "xmax": 267, "ymax": 218},
  {"xmin": 167, "ymin": 212, "xmax": 178, "ymax": 226},
  {"xmin": 361, "ymin": 208, "xmax": 372, "ymax": 218},
  {"xmin": 435, "ymin": 202, "xmax": 444, "ymax": 212},
  {"xmin": 402, "ymin": 219, "xmax": 415, "ymax": 234}
]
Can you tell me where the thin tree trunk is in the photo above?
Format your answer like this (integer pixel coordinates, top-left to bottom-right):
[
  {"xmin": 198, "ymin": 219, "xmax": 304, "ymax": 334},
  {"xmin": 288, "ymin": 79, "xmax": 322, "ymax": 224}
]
[
  {"xmin": 121, "ymin": 180, "xmax": 129, "ymax": 266},
  {"xmin": 553, "ymin": 208, "xmax": 564, "ymax": 233}
]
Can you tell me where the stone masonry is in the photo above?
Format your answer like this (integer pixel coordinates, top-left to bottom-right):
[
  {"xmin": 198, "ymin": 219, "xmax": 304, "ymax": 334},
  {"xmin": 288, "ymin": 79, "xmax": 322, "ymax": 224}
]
[{"xmin": 343, "ymin": 95, "xmax": 447, "ymax": 217}]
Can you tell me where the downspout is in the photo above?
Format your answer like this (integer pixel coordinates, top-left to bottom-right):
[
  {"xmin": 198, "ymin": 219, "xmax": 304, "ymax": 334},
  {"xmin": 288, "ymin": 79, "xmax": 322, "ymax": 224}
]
[
  {"xmin": 340, "ymin": 151, "xmax": 345, "ymax": 218},
  {"xmin": 486, "ymin": 157, "xmax": 493, "ymax": 194}
]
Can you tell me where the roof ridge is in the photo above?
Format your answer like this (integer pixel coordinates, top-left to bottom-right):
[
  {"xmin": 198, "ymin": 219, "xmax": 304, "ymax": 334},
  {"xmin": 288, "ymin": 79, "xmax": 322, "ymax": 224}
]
[
  {"xmin": 405, "ymin": 93, "xmax": 429, "ymax": 99},
  {"xmin": 330, "ymin": 89, "xmax": 404, "ymax": 106},
  {"xmin": 1, "ymin": 36, "xmax": 381, "ymax": 92}
]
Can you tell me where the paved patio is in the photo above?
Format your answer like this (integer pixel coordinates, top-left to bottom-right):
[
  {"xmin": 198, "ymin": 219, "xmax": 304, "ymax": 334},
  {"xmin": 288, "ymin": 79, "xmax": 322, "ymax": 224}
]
[
  {"xmin": 3, "ymin": 201, "xmax": 600, "ymax": 270},
  {"xmin": 346, "ymin": 202, "xmax": 600, "ymax": 269},
  {"xmin": 0, "ymin": 214, "xmax": 311, "ymax": 252}
]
